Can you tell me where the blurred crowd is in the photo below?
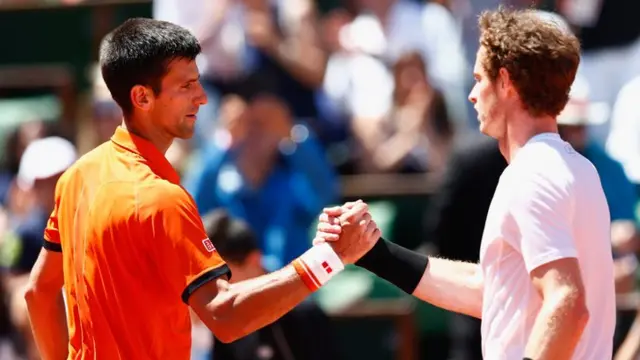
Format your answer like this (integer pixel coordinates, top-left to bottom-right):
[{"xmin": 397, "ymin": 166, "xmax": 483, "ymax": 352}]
[{"xmin": 1, "ymin": 0, "xmax": 640, "ymax": 359}]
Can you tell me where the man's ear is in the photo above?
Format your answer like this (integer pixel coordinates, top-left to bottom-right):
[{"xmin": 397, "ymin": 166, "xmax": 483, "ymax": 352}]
[
  {"xmin": 130, "ymin": 85, "xmax": 154, "ymax": 112},
  {"xmin": 498, "ymin": 67, "xmax": 516, "ymax": 97}
]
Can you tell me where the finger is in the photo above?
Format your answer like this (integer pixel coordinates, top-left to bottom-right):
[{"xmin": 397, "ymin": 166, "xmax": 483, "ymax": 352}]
[
  {"xmin": 315, "ymin": 232, "xmax": 340, "ymax": 241},
  {"xmin": 312, "ymin": 237, "xmax": 325, "ymax": 246},
  {"xmin": 363, "ymin": 220, "xmax": 381, "ymax": 241},
  {"xmin": 318, "ymin": 212, "xmax": 330, "ymax": 223},
  {"xmin": 323, "ymin": 206, "xmax": 343, "ymax": 216},
  {"xmin": 339, "ymin": 202, "xmax": 369, "ymax": 224},
  {"xmin": 358, "ymin": 212, "xmax": 372, "ymax": 226},
  {"xmin": 317, "ymin": 222, "xmax": 342, "ymax": 234},
  {"xmin": 319, "ymin": 213, "xmax": 341, "ymax": 226},
  {"xmin": 342, "ymin": 199, "xmax": 363, "ymax": 210}
]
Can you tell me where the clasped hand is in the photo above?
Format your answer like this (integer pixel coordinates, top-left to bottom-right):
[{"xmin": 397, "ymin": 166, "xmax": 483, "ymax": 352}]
[{"xmin": 312, "ymin": 200, "xmax": 381, "ymax": 264}]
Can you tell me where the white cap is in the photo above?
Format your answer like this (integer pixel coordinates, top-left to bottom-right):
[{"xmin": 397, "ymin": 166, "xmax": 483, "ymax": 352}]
[
  {"xmin": 18, "ymin": 136, "xmax": 77, "ymax": 190},
  {"xmin": 557, "ymin": 76, "xmax": 610, "ymax": 126}
]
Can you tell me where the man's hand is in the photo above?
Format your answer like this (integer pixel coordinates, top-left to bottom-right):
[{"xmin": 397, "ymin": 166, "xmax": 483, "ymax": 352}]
[{"xmin": 313, "ymin": 200, "xmax": 380, "ymax": 264}]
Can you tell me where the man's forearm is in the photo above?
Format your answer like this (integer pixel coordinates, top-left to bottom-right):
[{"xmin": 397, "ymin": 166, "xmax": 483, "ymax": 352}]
[
  {"xmin": 356, "ymin": 239, "xmax": 483, "ymax": 318},
  {"xmin": 25, "ymin": 289, "xmax": 68, "ymax": 360},
  {"xmin": 206, "ymin": 265, "xmax": 312, "ymax": 342},
  {"xmin": 523, "ymin": 291, "xmax": 589, "ymax": 359},
  {"xmin": 413, "ymin": 257, "xmax": 483, "ymax": 318}
]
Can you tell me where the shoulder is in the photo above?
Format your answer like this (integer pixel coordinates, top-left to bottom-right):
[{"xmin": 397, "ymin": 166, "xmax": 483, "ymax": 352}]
[
  {"xmin": 54, "ymin": 144, "xmax": 126, "ymax": 201},
  {"xmin": 506, "ymin": 141, "xmax": 599, "ymax": 207},
  {"xmin": 138, "ymin": 180, "xmax": 195, "ymax": 214},
  {"xmin": 56, "ymin": 143, "xmax": 110, "ymax": 187},
  {"xmin": 514, "ymin": 140, "xmax": 589, "ymax": 182}
]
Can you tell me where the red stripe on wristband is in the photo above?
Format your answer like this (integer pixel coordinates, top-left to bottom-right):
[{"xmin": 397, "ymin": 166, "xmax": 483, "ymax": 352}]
[{"xmin": 293, "ymin": 259, "xmax": 320, "ymax": 291}]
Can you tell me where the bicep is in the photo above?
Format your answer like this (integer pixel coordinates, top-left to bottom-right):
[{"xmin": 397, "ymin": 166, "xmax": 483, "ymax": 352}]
[
  {"xmin": 530, "ymin": 257, "xmax": 585, "ymax": 300},
  {"xmin": 28, "ymin": 248, "xmax": 64, "ymax": 293},
  {"xmin": 188, "ymin": 276, "xmax": 226, "ymax": 323}
]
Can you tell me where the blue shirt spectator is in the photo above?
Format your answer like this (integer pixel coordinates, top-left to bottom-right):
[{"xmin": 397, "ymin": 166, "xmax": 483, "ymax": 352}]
[
  {"xmin": 583, "ymin": 142, "xmax": 637, "ymax": 222},
  {"xmin": 184, "ymin": 95, "xmax": 339, "ymax": 270}
]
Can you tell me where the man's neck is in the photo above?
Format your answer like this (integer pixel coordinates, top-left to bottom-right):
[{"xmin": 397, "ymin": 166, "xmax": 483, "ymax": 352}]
[
  {"xmin": 121, "ymin": 119, "xmax": 173, "ymax": 154},
  {"xmin": 499, "ymin": 113, "xmax": 559, "ymax": 163}
]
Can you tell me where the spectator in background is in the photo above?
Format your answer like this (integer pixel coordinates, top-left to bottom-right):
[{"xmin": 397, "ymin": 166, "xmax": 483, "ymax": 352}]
[
  {"xmin": 605, "ymin": 75, "xmax": 640, "ymax": 187},
  {"xmin": 153, "ymin": 0, "xmax": 327, "ymax": 149},
  {"xmin": 549, "ymin": 0, "xmax": 640, "ymax": 144},
  {"xmin": 312, "ymin": 7, "xmax": 355, "ymax": 171},
  {"xmin": 337, "ymin": 0, "xmax": 469, "ymax": 127},
  {"xmin": 201, "ymin": 209, "xmax": 340, "ymax": 360},
  {"xmin": 352, "ymin": 50, "xmax": 454, "ymax": 175},
  {"xmin": 556, "ymin": 77, "xmax": 640, "ymax": 353},
  {"xmin": 184, "ymin": 94, "xmax": 339, "ymax": 271},
  {"xmin": 89, "ymin": 64, "xmax": 122, "ymax": 145},
  {"xmin": 423, "ymin": 134, "xmax": 507, "ymax": 360},
  {"xmin": 0, "ymin": 136, "xmax": 77, "ymax": 360},
  {"xmin": 0, "ymin": 121, "xmax": 46, "ymax": 209},
  {"xmin": 0, "ymin": 121, "xmax": 48, "ymax": 360}
]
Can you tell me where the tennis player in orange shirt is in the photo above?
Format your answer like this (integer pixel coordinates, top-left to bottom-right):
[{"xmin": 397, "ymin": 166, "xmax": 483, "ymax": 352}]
[{"xmin": 23, "ymin": 18, "xmax": 379, "ymax": 360}]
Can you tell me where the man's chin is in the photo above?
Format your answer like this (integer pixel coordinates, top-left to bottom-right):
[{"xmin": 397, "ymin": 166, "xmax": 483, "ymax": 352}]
[
  {"xmin": 175, "ymin": 126, "xmax": 196, "ymax": 140},
  {"xmin": 479, "ymin": 122, "xmax": 499, "ymax": 139},
  {"xmin": 478, "ymin": 120, "xmax": 488, "ymax": 134}
]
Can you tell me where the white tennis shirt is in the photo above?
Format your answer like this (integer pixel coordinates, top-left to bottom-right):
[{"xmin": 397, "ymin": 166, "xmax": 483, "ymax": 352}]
[{"xmin": 479, "ymin": 132, "xmax": 616, "ymax": 359}]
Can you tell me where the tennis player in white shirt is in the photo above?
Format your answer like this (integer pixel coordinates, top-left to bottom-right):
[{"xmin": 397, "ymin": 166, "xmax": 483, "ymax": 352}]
[{"xmin": 315, "ymin": 7, "xmax": 616, "ymax": 360}]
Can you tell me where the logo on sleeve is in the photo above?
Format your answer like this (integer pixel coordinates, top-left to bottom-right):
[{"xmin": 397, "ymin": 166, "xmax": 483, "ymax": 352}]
[{"xmin": 202, "ymin": 238, "xmax": 216, "ymax": 253}]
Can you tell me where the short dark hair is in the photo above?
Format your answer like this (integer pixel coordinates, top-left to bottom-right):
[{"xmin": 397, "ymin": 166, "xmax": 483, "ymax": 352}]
[
  {"xmin": 99, "ymin": 18, "xmax": 201, "ymax": 114},
  {"xmin": 202, "ymin": 210, "xmax": 258, "ymax": 264},
  {"xmin": 478, "ymin": 8, "xmax": 581, "ymax": 117}
]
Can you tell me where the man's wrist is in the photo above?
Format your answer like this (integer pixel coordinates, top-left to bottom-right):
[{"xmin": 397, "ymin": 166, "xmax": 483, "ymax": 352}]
[
  {"xmin": 355, "ymin": 237, "xmax": 429, "ymax": 294},
  {"xmin": 293, "ymin": 243, "xmax": 344, "ymax": 292}
]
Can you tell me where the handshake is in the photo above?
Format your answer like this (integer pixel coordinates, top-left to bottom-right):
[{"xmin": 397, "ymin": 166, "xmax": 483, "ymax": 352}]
[
  {"xmin": 296, "ymin": 199, "xmax": 422, "ymax": 295},
  {"xmin": 312, "ymin": 200, "xmax": 381, "ymax": 265},
  {"xmin": 293, "ymin": 200, "xmax": 381, "ymax": 291}
]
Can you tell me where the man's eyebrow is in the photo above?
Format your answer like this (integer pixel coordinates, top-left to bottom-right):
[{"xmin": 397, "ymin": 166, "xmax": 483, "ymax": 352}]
[{"xmin": 188, "ymin": 75, "xmax": 200, "ymax": 82}]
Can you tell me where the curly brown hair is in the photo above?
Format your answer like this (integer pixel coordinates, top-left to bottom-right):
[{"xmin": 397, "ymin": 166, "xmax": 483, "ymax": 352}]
[{"xmin": 478, "ymin": 8, "xmax": 581, "ymax": 118}]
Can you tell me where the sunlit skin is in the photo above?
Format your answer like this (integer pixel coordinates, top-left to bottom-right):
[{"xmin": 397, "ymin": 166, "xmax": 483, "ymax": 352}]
[
  {"xmin": 468, "ymin": 47, "xmax": 558, "ymax": 162},
  {"xmin": 123, "ymin": 58, "xmax": 208, "ymax": 153}
]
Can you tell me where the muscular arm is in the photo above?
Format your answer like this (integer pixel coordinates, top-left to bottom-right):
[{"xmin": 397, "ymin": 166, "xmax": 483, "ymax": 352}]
[
  {"xmin": 188, "ymin": 202, "xmax": 373, "ymax": 343},
  {"xmin": 354, "ymin": 238, "xmax": 483, "ymax": 318},
  {"xmin": 524, "ymin": 258, "xmax": 589, "ymax": 359},
  {"xmin": 24, "ymin": 248, "xmax": 68, "ymax": 360},
  {"xmin": 413, "ymin": 257, "xmax": 483, "ymax": 318},
  {"xmin": 189, "ymin": 265, "xmax": 311, "ymax": 343}
]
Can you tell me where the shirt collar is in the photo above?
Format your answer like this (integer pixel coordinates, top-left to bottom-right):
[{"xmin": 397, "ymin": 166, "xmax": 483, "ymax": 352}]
[{"xmin": 110, "ymin": 126, "xmax": 181, "ymax": 185}]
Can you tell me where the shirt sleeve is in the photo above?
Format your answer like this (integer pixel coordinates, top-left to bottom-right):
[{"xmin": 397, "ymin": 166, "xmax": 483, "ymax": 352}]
[
  {"xmin": 147, "ymin": 184, "xmax": 230, "ymax": 304},
  {"xmin": 43, "ymin": 173, "xmax": 64, "ymax": 252},
  {"xmin": 507, "ymin": 173, "xmax": 578, "ymax": 273}
]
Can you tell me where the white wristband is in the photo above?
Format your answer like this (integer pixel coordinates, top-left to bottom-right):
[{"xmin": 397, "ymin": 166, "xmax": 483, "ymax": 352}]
[{"xmin": 293, "ymin": 242, "xmax": 344, "ymax": 291}]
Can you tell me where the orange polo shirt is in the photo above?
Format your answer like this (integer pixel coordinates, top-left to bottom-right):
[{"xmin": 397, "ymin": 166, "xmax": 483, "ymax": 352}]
[{"xmin": 42, "ymin": 127, "xmax": 229, "ymax": 360}]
